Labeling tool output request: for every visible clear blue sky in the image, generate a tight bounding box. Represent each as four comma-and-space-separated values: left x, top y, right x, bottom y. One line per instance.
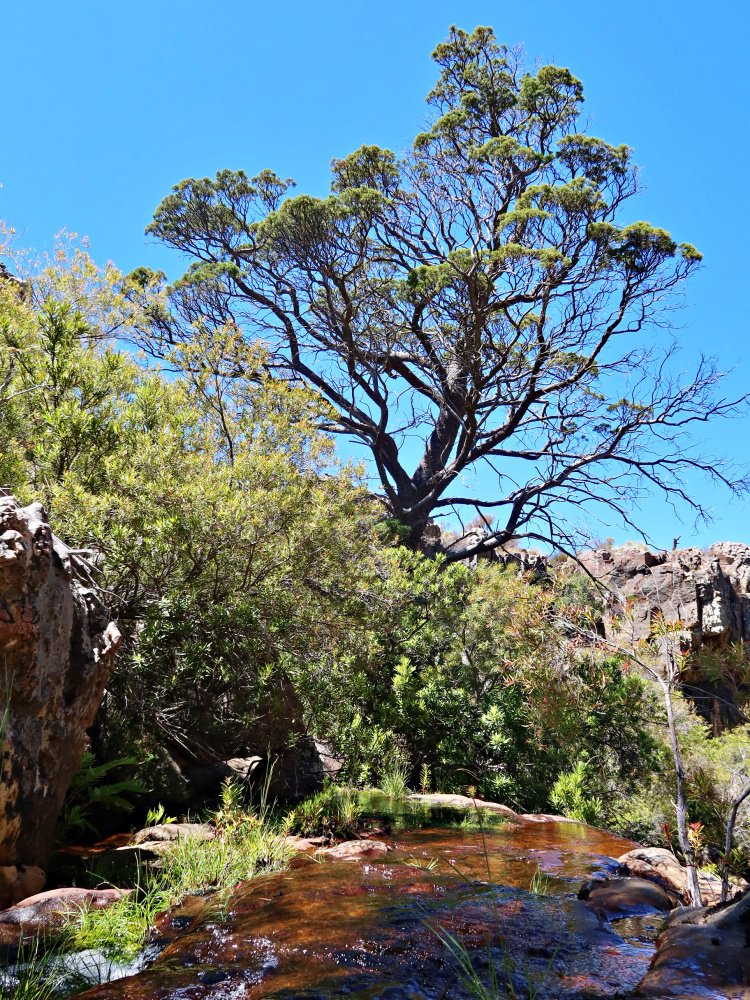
2, 0, 748, 549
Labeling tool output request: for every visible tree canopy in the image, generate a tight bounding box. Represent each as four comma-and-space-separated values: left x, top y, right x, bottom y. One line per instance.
144, 27, 746, 556
143, 27, 748, 557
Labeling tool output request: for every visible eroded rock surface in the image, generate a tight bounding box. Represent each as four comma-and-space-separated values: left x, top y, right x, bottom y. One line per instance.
582, 542, 750, 727
581, 543, 750, 648
0, 496, 120, 904
640, 890, 750, 997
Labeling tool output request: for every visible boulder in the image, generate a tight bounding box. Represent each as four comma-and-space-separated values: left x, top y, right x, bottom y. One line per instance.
0, 496, 120, 905
0, 886, 128, 956
405, 793, 520, 821
315, 839, 390, 861
578, 876, 678, 920
617, 846, 745, 906
130, 823, 214, 845
639, 890, 750, 997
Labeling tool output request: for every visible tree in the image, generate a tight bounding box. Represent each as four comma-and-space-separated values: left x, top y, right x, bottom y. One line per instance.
143, 26, 746, 557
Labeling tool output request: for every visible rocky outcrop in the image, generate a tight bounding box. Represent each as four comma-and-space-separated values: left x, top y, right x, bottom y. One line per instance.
581, 542, 750, 726
639, 890, 750, 997
581, 543, 750, 647
617, 846, 747, 906
0, 495, 120, 904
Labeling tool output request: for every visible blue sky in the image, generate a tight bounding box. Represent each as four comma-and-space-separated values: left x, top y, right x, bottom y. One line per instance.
1, 1, 748, 549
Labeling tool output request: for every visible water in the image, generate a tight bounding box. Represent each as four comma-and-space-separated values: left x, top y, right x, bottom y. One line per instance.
76, 803, 664, 999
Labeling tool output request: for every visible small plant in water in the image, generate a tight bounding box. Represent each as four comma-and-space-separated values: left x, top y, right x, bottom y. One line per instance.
286, 784, 361, 840
420, 762, 431, 795
380, 762, 410, 799
529, 863, 551, 896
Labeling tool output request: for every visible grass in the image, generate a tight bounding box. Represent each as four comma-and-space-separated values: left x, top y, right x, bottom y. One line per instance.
285, 783, 361, 839
529, 864, 552, 896
380, 762, 410, 799
0, 936, 104, 999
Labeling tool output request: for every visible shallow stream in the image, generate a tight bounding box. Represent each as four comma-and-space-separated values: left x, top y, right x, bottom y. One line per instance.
75, 797, 678, 999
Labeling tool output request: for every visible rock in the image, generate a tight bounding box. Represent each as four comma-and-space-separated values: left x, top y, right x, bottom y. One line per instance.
285, 835, 327, 853
520, 813, 580, 823
130, 823, 214, 845
0, 886, 128, 924
578, 876, 678, 920
639, 890, 750, 996
315, 839, 390, 860
0, 496, 120, 906
0, 886, 129, 956
581, 542, 750, 727
617, 846, 745, 906
405, 793, 520, 821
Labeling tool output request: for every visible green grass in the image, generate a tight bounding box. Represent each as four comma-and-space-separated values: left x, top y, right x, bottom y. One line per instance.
285, 784, 361, 839
380, 763, 410, 799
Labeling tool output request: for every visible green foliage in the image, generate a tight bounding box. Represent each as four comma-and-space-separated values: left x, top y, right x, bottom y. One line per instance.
144, 804, 177, 827
286, 785, 361, 840
67, 879, 172, 961
550, 758, 604, 826
158, 822, 293, 898
298, 550, 660, 816
57, 752, 145, 842
380, 762, 411, 800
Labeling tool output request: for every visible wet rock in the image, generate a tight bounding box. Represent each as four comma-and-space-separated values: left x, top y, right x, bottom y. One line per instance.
285, 835, 328, 853
0, 886, 129, 956
639, 890, 750, 997
406, 793, 520, 821
578, 877, 678, 920
315, 839, 390, 860
617, 847, 744, 905
130, 823, 214, 845
0, 496, 120, 905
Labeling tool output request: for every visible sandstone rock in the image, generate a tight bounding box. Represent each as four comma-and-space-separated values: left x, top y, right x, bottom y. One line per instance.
639, 890, 750, 997
315, 839, 390, 860
0, 866, 45, 910
580, 543, 750, 649
130, 822, 214, 845
617, 846, 745, 906
520, 813, 580, 823
0, 885, 128, 956
578, 876, 678, 920
581, 542, 750, 727
0, 886, 128, 924
405, 793, 520, 821
0, 496, 120, 906
285, 835, 327, 853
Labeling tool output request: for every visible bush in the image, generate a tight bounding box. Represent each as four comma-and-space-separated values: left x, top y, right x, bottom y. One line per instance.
286, 785, 361, 840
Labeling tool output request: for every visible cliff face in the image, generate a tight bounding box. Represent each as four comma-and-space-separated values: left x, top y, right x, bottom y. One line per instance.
0, 496, 120, 904
580, 542, 750, 728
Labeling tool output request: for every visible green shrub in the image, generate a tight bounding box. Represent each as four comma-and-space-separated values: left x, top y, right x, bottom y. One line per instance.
286, 785, 361, 840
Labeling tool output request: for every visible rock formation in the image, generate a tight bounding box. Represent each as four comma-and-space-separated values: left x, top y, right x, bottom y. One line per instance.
580, 542, 750, 727
0, 495, 120, 905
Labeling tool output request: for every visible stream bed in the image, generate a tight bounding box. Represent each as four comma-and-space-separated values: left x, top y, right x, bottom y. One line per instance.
74, 799, 695, 999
